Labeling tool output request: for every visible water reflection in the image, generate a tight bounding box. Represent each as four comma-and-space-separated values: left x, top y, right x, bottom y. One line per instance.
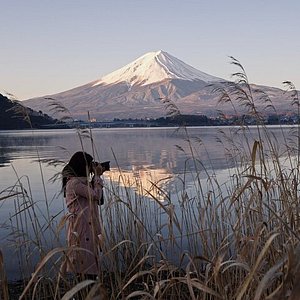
0, 127, 251, 170
0, 130, 67, 167
108, 165, 174, 201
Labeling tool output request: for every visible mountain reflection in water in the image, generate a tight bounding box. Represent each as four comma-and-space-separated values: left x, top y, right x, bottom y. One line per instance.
108, 166, 174, 202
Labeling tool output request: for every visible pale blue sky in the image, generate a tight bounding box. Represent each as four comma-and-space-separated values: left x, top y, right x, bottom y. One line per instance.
1, 0, 299, 100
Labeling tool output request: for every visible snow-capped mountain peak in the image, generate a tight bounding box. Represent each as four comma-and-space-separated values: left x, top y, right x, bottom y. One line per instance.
24, 50, 288, 122
93, 50, 222, 87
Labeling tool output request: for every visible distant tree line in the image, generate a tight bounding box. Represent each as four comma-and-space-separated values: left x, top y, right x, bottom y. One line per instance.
112, 113, 300, 127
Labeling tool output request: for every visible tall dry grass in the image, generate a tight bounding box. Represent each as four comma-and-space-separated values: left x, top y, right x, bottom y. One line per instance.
1, 58, 300, 299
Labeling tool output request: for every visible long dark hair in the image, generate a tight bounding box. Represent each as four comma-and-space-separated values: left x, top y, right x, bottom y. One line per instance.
62, 151, 94, 196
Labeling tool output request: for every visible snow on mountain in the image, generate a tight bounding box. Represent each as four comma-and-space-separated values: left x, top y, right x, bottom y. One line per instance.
93, 50, 223, 87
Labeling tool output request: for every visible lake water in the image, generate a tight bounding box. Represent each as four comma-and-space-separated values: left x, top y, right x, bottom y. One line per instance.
0, 126, 297, 280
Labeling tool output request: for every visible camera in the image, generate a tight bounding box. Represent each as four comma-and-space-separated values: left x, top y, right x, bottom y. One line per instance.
100, 161, 110, 172
93, 161, 110, 172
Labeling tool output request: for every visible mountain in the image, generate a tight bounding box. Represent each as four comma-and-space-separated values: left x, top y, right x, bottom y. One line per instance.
23, 51, 289, 121
0, 93, 58, 129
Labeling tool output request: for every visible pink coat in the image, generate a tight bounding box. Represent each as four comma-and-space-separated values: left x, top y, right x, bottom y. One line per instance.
65, 176, 103, 275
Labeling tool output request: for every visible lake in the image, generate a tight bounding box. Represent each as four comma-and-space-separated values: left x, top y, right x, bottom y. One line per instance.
0, 125, 297, 280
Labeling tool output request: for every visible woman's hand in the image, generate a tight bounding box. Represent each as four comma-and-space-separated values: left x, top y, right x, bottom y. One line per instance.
92, 174, 103, 190
91, 162, 104, 176
94, 164, 104, 176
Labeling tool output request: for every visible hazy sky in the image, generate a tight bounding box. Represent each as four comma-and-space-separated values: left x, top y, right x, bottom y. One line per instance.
1, 0, 299, 100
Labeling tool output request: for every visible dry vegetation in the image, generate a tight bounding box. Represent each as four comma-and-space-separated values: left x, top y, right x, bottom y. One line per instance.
1, 58, 300, 299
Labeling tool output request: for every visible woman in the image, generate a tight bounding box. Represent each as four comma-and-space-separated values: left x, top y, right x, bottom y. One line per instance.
62, 151, 104, 278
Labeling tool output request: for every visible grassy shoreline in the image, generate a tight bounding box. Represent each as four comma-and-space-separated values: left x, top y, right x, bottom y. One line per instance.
2, 123, 300, 299
1, 60, 300, 299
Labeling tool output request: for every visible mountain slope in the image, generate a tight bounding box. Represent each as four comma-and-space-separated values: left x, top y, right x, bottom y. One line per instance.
24, 50, 225, 120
